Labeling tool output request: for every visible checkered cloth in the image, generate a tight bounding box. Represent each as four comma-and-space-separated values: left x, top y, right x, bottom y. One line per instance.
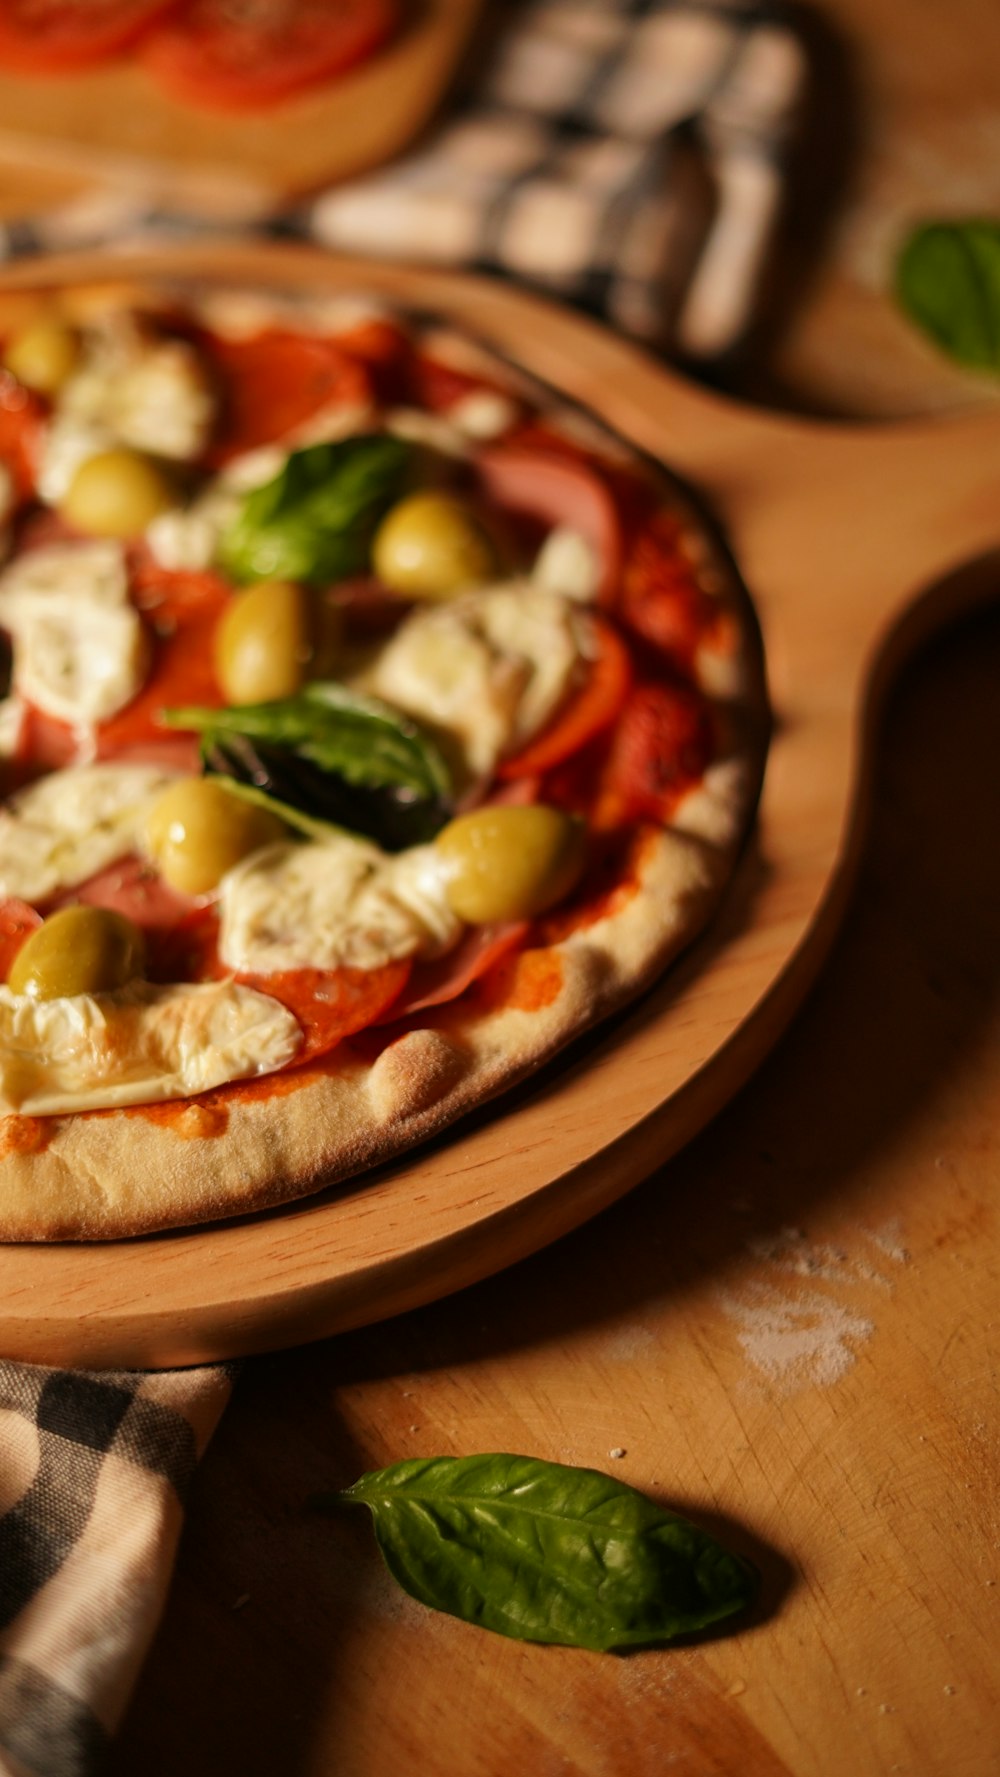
0, 0, 806, 360
0, 1363, 233, 1776
0, 3, 806, 1770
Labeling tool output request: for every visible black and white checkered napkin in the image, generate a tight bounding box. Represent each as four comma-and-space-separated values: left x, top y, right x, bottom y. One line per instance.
0, 3, 805, 1769
0, 1362, 233, 1776
1, 0, 805, 361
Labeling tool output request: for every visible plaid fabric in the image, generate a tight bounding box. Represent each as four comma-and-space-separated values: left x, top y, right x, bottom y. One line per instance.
0, 0, 805, 360
0, 3, 805, 1770
0, 1363, 233, 1777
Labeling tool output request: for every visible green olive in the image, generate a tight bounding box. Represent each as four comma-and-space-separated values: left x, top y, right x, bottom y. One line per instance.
8, 906, 145, 1001
60, 447, 177, 538
215, 580, 341, 704
144, 778, 287, 897
372, 492, 497, 600
3, 314, 80, 395
436, 804, 586, 924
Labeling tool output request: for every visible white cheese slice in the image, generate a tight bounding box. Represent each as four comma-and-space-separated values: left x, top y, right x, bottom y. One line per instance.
0, 539, 150, 726
368, 584, 591, 781
0, 762, 181, 903
0, 979, 301, 1115
219, 835, 462, 976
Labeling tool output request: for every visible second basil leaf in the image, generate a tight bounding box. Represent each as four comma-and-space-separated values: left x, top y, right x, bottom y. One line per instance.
896, 221, 1000, 373
325, 1453, 758, 1651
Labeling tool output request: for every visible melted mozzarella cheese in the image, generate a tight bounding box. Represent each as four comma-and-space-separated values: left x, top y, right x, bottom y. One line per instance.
368, 584, 591, 781
0, 762, 181, 902
0, 980, 301, 1115
0, 540, 150, 725
219, 835, 462, 975
533, 527, 600, 602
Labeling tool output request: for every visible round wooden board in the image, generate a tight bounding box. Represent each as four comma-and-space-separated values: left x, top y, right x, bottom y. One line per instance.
0, 0, 481, 217
0, 242, 998, 1370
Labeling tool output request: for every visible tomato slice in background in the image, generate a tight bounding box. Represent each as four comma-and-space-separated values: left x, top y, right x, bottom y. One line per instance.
497, 617, 632, 781
143, 0, 399, 112
203, 329, 374, 460
0, 899, 42, 982
0, 0, 180, 70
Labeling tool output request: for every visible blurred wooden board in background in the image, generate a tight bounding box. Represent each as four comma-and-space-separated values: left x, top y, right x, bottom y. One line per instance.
0, 0, 481, 219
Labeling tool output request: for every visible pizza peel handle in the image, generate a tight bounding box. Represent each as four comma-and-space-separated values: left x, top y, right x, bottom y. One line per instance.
0, 246, 997, 1367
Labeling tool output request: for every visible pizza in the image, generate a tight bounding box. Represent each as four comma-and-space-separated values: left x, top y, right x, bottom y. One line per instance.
0, 277, 766, 1239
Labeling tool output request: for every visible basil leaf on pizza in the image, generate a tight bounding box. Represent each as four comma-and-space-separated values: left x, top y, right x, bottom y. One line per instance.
323, 1454, 759, 1649
218, 434, 414, 585
0, 283, 766, 1239
167, 681, 453, 848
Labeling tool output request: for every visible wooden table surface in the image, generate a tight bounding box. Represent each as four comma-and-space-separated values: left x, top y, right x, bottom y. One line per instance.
3, 3, 999, 1773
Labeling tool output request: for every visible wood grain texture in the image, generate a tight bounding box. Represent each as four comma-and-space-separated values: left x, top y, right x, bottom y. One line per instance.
103, 599, 1000, 1777
0, 0, 480, 217
0, 243, 997, 1368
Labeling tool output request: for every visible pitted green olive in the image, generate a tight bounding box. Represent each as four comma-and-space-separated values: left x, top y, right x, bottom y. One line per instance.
3, 314, 80, 395
60, 447, 177, 538
144, 778, 287, 897
372, 492, 497, 600
8, 906, 146, 1001
215, 580, 340, 704
436, 804, 586, 924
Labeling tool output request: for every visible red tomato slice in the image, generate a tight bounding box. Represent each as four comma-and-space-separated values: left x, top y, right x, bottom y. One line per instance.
475, 445, 624, 605
203, 329, 374, 460
0, 0, 180, 70
0, 899, 42, 982
596, 680, 715, 827
144, 0, 398, 112
497, 617, 632, 781
622, 509, 722, 672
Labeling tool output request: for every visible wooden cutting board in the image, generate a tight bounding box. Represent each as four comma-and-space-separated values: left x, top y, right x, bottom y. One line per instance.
0, 0, 481, 218
0, 241, 997, 1369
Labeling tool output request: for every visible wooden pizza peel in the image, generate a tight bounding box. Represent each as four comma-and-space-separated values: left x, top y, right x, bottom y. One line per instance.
0, 242, 996, 1369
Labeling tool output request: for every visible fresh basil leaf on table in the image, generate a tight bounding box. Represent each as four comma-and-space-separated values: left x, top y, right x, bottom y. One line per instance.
321, 1454, 758, 1650
896, 221, 1000, 373
164, 682, 453, 851
218, 434, 414, 585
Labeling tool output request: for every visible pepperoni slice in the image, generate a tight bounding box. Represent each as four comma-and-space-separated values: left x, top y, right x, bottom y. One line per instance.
0, 0, 179, 70
150, 905, 411, 1064
144, 0, 398, 113
204, 329, 375, 460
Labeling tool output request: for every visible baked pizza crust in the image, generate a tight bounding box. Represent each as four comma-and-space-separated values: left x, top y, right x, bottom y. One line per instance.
0, 280, 768, 1240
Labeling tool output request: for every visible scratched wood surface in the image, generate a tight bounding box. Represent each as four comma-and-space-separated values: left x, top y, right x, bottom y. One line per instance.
103, 601, 1000, 1777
